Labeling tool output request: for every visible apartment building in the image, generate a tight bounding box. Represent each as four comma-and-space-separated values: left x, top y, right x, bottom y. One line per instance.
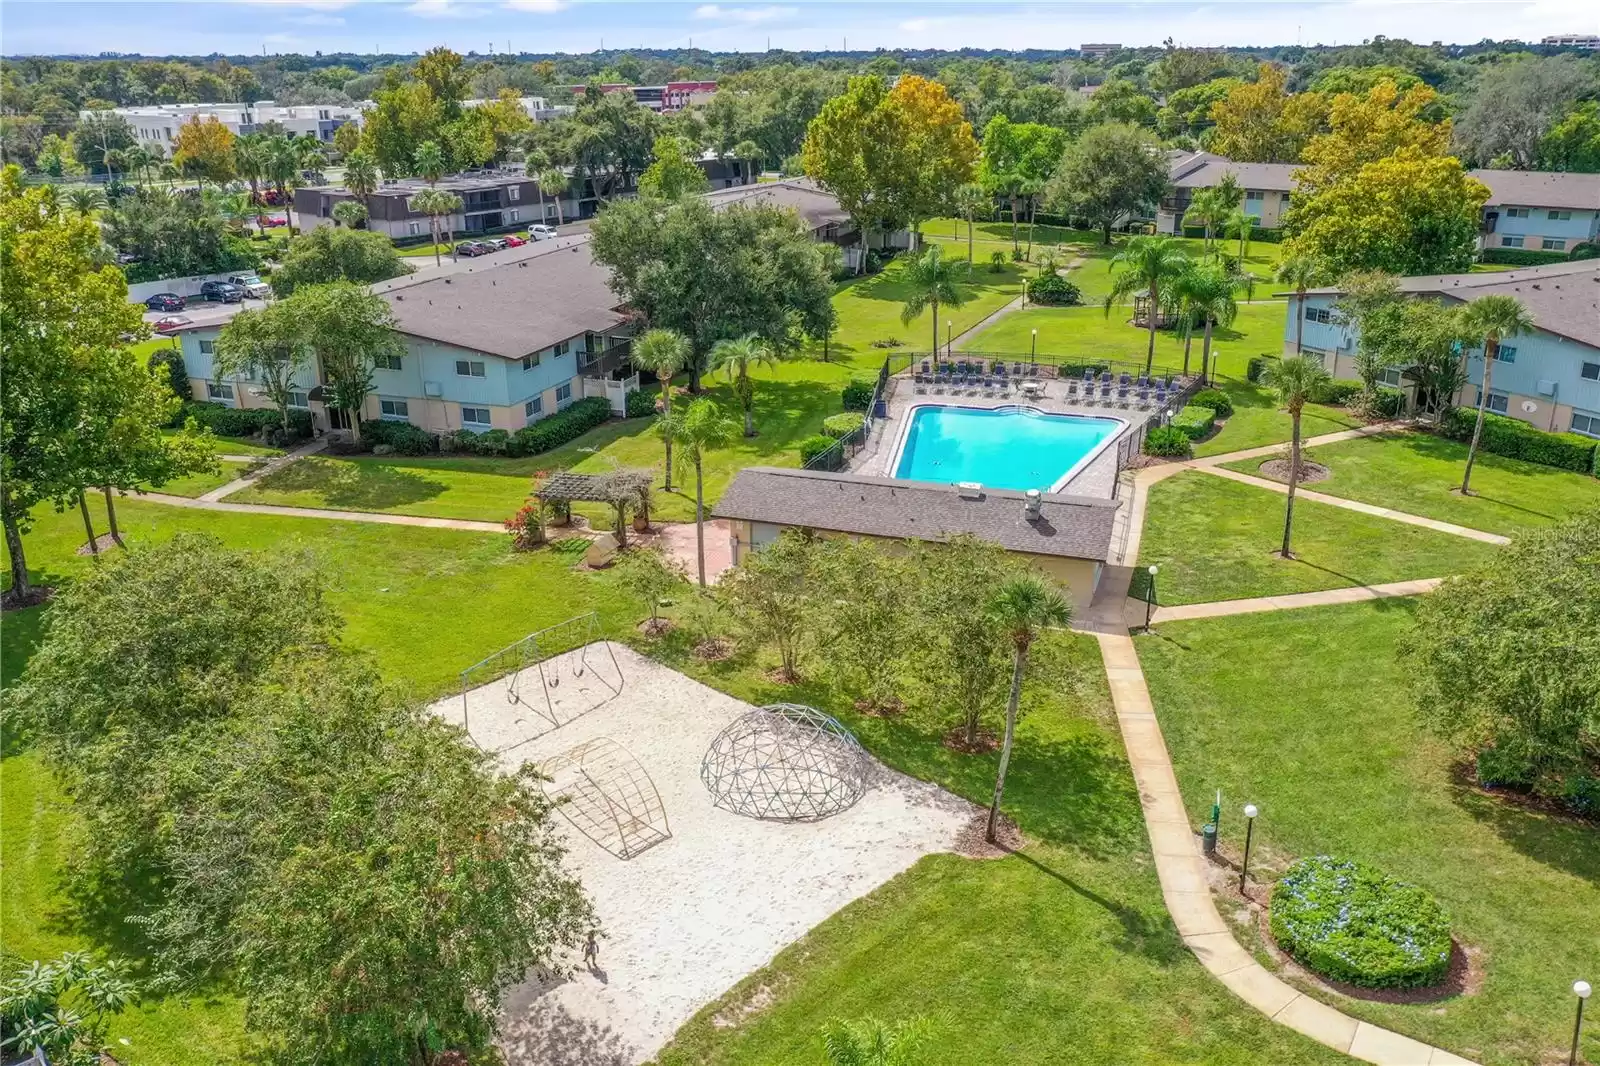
291, 170, 584, 239
1157, 152, 1297, 234
1280, 260, 1600, 438
84, 101, 363, 157
1541, 34, 1600, 49
559, 81, 717, 112
1472, 170, 1600, 255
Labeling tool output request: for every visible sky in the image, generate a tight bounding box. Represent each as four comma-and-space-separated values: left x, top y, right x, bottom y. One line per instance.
0, 0, 1596, 58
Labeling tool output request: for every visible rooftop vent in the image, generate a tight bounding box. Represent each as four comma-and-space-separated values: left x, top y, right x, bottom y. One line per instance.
957, 481, 984, 500
1023, 489, 1043, 521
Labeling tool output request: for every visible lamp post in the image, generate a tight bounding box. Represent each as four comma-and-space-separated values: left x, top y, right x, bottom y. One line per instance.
1239, 803, 1258, 893
1144, 564, 1159, 630
946, 319, 953, 359
1031, 328, 1038, 366
1573, 980, 1592, 1066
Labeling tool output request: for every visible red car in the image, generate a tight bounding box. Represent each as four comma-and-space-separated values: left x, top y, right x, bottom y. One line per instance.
503, 234, 527, 247
153, 315, 192, 334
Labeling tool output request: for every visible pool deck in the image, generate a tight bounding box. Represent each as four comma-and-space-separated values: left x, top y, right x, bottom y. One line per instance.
850, 371, 1145, 500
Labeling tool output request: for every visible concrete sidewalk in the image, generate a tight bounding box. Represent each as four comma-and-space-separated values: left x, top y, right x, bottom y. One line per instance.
1149, 578, 1444, 624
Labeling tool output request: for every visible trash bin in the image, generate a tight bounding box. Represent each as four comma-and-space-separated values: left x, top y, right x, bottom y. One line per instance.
873, 397, 888, 420
1202, 823, 1218, 856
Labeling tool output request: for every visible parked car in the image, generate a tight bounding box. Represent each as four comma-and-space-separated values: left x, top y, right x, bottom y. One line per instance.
227, 273, 272, 299
144, 292, 186, 311
455, 241, 491, 257
485, 237, 509, 251
153, 315, 192, 334
503, 234, 527, 247
529, 224, 557, 241
199, 281, 245, 303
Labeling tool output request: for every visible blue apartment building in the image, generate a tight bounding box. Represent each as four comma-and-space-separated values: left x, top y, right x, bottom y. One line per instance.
1281, 260, 1600, 439
1474, 170, 1600, 255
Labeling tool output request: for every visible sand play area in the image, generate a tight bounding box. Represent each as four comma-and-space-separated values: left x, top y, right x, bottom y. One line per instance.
430, 641, 975, 1065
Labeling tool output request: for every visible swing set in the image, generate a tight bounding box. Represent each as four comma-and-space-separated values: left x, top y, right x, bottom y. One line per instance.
456, 613, 624, 753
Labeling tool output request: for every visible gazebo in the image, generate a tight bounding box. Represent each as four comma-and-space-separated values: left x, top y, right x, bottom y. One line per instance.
533, 469, 653, 544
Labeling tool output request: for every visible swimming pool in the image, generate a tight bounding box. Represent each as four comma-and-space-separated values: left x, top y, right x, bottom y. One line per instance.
891, 404, 1124, 493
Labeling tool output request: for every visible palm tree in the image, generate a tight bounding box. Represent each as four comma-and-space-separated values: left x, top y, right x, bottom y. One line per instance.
293, 134, 325, 174
1184, 187, 1224, 254
234, 133, 267, 207
656, 398, 739, 586
730, 138, 763, 183
900, 245, 969, 358
1261, 355, 1332, 558
985, 573, 1072, 844
65, 185, 105, 216
414, 140, 446, 186
408, 187, 463, 266
822, 1015, 940, 1066
1457, 294, 1535, 495
1225, 206, 1254, 262
263, 135, 299, 207
1104, 235, 1190, 376
207, 188, 253, 234
536, 167, 569, 225
953, 183, 989, 265
1181, 264, 1240, 384
343, 148, 379, 202
1275, 254, 1326, 357
631, 328, 691, 490
711, 334, 777, 437
332, 200, 368, 228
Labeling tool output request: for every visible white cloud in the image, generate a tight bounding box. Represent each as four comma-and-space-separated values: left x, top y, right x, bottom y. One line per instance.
503, 0, 569, 10
694, 4, 798, 24
406, 0, 486, 17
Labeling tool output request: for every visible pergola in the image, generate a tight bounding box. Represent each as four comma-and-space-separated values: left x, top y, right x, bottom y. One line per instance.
533, 469, 653, 539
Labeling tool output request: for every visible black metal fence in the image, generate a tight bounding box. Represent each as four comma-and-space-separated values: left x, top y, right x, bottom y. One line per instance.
802, 352, 915, 472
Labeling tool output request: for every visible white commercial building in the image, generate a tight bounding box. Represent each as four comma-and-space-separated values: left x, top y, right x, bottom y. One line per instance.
83, 100, 363, 157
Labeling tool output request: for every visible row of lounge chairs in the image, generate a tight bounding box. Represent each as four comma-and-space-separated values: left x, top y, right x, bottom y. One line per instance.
1065, 378, 1171, 410
911, 359, 1041, 395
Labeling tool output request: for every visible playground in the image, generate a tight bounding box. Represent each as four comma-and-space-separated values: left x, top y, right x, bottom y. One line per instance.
429, 635, 976, 1066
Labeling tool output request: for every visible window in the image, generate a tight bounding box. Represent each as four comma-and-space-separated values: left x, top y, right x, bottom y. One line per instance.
1302, 348, 1327, 368
408, 221, 422, 236
1245, 189, 1263, 201
206, 381, 234, 401
553, 339, 571, 356
1582, 362, 1600, 381
287, 390, 310, 408
520, 353, 540, 371
376, 353, 403, 371
1474, 389, 1509, 414
455, 360, 486, 378
555, 383, 572, 407
1542, 238, 1564, 251
379, 398, 409, 419
1494, 346, 1517, 363
1502, 235, 1524, 248
198, 339, 215, 354
1572, 410, 1600, 438
461, 406, 492, 427
508, 186, 520, 201
1505, 207, 1530, 219
524, 396, 543, 421
508, 208, 519, 223
1304, 306, 1332, 324
1548, 209, 1572, 221
1379, 367, 1405, 387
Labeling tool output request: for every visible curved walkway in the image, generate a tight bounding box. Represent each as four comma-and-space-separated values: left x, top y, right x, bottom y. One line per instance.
1148, 578, 1444, 625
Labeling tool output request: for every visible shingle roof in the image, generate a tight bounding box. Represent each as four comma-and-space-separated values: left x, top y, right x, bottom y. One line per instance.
1469, 169, 1600, 211
373, 236, 627, 359
1170, 159, 1300, 192
711, 467, 1118, 562
701, 178, 853, 232
1285, 259, 1600, 350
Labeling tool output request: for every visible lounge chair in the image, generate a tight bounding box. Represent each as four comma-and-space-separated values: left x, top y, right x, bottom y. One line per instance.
1137, 387, 1151, 408
1116, 384, 1129, 407
1065, 379, 1079, 400
1099, 383, 1113, 403
1153, 386, 1167, 408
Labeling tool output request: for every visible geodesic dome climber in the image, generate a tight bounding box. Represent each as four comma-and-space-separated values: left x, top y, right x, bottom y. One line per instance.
699, 704, 871, 821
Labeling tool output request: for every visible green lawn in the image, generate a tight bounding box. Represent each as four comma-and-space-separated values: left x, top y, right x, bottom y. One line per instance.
963, 301, 1286, 381
1223, 431, 1600, 536
1194, 380, 1364, 458
148, 460, 250, 498
646, 627, 1347, 1066
1138, 471, 1502, 605
1139, 602, 1600, 1066
160, 427, 285, 459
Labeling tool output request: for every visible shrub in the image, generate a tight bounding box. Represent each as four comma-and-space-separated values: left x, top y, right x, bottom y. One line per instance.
625, 388, 657, 419
512, 395, 611, 457
1187, 387, 1234, 418
1247, 355, 1278, 383
1270, 855, 1452, 988
822, 412, 866, 441
799, 434, 842, 469
1570, 241, 1598, 262
1563, 775, 1600, 819
1025, 273, 1082, 306
841, 379, 875, 411
1480, 247, 1569, 267
1143, 425, 1192, 457
475, 428, 512, 456
504, 502, 547, 550
1308, 379, 1364, 406
1439, 407, 1598, 473
1171, 404, 1216, 440
988, 250, 1006, 273
182, 402, 311, 442
148, 346, 189, 409
359, 418, 438, 455
1360, 386, 1407, 420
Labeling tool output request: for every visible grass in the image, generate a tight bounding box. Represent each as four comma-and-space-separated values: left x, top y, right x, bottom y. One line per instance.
1223, 431, 1600, 537
643, 626, 1347, 1066
1137, 471, 1502, 605
1193, 381, 1363, 458
1138, 602, 1600, 1066
147, 460, 250, 498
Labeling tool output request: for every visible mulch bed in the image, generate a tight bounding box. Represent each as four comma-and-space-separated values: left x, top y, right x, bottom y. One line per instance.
1448, 761, 1598, 825
1254, 459, 1331, 485
1124, 453, 1177, 470
636, 618, 675, 638
952, 809, 1025, 859
1, 585, 54, 611
691, 637, 734, 662
74, 533, 122, 556
853, 697, 905, 718
762, 666, 801, 685
942, 726, 1000, 754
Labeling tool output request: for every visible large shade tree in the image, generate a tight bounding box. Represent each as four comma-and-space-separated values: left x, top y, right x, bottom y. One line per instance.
1045, 122, 1170, 246
214, 301, 314, 431
287, 282, 405, 443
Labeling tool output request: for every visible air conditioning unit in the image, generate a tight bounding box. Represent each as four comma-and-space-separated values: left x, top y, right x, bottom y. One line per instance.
1536, 379, 1558, 397
423, 381, 442, 397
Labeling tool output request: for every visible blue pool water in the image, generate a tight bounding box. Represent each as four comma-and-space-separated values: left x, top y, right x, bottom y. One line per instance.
893, 405, 1121, 492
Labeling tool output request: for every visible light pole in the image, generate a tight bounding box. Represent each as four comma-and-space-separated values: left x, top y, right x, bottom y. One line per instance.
1239, 804, 1258, 893
1031, 328, 1038, 366
946, 319, 953, 359
1573, 980, 1592, 1066
1144, 564, 1159, 630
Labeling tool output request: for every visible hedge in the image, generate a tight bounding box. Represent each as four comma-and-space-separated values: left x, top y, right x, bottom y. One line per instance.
512, 396, 612, 456
1144, 425, 1192, 458
1187, 387, 1233, 418
1439, 407, 1598, 474
822, 412, 866, 440
182, 401, 311, 442
1180, 225, 1283, 244
1025, 273, 1083, 306
1171, 404, 1216, 440
799, 434, 842, 470
1247, 355, 1278, 383
1270, 855, 1452, 989
1309, 379, 1363, 406
1480, 247, 1568, 267
359, 419, 437, 455
625, 388, 658, 419
841, 379, 875, 411
1368, 386, 1407, 420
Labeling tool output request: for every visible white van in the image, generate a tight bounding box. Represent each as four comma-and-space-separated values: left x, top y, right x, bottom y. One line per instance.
227, 273, 272, 299
529, 224, 558, 241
